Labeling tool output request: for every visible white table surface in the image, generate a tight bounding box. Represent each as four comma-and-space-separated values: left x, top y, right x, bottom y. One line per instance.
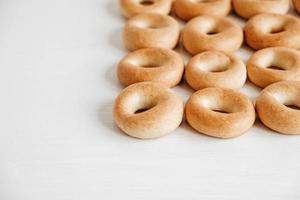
1, 0, 300, 199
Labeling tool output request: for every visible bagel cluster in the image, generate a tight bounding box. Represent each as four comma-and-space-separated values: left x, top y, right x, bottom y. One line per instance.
113, 0, 300, 139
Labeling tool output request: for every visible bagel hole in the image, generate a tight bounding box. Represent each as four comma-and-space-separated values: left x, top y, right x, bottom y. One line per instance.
197, 51, 231, 73
141, 64, 158, 68
140, 0, 154, 6
134, 102, 157, 114
273, 93, 300, 111
284, 104, 300, 110
211, 109, 231, 114
260, 53, 293, 71
135, 108, 151, 114
267, 65, 286, 71
201, 97, 237, 114
202, 62, 229, 73
270, 26, 285, 34
206, 29, 219, 35
209, 67, 228, 72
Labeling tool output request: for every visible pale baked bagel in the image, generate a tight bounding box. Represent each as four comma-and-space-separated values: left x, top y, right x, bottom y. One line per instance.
293, 0, 300, 13
185, 51, 247, 90
256, 81, 300, 135
247, 47, 300, 88
114, 82, 184, 139
185, 88, 255, 138
245, 13, 300, 50
182, 15, 243, 55
232, 0, 289, 19
119, 0, 172, 18
173, 0, 231, 21
117, 48, 184, 87
123, 13, 180, 51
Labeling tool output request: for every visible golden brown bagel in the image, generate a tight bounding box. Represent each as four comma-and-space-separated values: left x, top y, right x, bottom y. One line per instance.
173, 0, 231, 21
185, 87, 255, 138
113, 82, 184, 139
256, 81, 300, 135
247, 47, 300, 88
245, 13, 300, 50
119, 0, 172, 18
232, 0, 289, 19
185, 51, 247, 90
293, 0, 300, 13
123, 13, 180, 51
182, 15, 243, 55
117, 48, 184, 87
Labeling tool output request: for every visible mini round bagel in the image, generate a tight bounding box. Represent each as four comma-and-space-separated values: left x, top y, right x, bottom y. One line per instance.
185, 87, 255, 138
182, 15, 243, 55
245, 13, 300, 50
256, 81, 300, 135
247, 47, 300, 88
185, 51, 247, 90
123, 13, 180, 51
117, 48, 184, 87
293, 0, 300, 13
232, 0, 289, 19
119, 0, 172, 18
113, 82, 184, 139
173, 0, 231, 21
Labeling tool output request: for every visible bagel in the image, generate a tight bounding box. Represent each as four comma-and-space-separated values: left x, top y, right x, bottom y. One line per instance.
173, 0, 231, 21
185, 51, 247, 90
247, 47, 300, 88
232, 0, 289, 19
185, 87, 255, 138
113, 82, 184, 139
117, 48, 184, 87
256, 81, 300, 135
293, 0, 300, 13
119, 0, 172, 18
245, 13, 300, 50
182, 15, 243, 55
123, 13, 180, 51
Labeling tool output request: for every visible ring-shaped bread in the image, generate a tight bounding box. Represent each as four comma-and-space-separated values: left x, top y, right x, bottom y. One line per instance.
119, 0, 172, 18
117, 48, 184, 87
185, 87, 256, 138
232, 0, 289, 19
185, 50, 247, 90
123, 13, 180, 51
245, 13, 300, 50
182, 15, 243, 55
256, 81, 300, 135
173, 0, 231, 21
247, 47, 300, 88
114, 82, 184, 139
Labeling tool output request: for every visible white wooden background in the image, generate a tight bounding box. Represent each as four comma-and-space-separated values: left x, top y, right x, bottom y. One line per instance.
0, 0, 300, 199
